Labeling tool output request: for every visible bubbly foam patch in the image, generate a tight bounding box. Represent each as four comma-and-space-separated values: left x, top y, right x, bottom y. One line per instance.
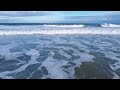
43, 24, 85, 27
112, 72, 120, 79
0, 33, 120, 79
0, 28, 120, 35
101, 23, 120, 27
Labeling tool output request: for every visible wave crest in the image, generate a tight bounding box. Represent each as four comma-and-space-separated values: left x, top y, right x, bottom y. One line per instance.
101, 23, 120, 27
43, 24, 85, 27
0, 28, 120, 35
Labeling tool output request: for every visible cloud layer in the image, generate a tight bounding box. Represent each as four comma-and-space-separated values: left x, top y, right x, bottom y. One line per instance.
0, 11, 120, 23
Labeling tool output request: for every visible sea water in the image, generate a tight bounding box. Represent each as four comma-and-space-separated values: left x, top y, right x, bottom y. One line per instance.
0, 23, 120, 79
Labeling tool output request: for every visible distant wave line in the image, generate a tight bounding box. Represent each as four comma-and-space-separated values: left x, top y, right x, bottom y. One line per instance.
0, 29, 120, 35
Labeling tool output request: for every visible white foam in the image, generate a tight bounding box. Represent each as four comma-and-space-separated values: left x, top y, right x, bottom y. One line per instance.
101, 23, 120, 27
0, 47, 40, 78
112, 72, 120, 79
41, 51, 69, 79
0, 27, 120, 35
111, 62, 120, 70
74, 53, 95, 67
0, 55, 40, 79
26, 49, 40, 61
0, 31, 120, 79
59, 49, 71, 59
0, 71, 14, 79
43, 24, 85, 27
0, 43, 22, 60
40, 46, 95, 79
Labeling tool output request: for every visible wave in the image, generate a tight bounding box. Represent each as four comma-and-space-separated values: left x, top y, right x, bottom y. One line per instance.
0, 25, 85, 30
101, 23, 120, 27
43, 24, 85, 27
0, 28, 120, 35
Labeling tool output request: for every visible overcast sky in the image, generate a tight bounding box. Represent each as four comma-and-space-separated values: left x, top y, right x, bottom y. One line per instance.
0, 11, 120, 23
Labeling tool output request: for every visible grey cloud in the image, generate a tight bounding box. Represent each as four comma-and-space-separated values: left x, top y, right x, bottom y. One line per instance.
64, 15, 120, 23
0, 11, 55, 17
0, 18, 26, 23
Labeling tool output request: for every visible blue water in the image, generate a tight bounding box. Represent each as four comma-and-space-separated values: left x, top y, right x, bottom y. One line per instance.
0, 23, 120, 79
0, 23, 103, 27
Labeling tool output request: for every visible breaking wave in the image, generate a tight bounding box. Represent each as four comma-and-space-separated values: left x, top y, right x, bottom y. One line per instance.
0, 24, 120, 79
0, 27, 120, 35
43, 24, 85, 27
101, 23, 120, 27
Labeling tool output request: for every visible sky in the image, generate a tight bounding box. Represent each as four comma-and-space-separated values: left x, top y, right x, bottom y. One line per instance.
0, 11, 120, 23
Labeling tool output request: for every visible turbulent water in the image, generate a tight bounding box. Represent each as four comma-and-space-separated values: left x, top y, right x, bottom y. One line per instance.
0, 24, 120, 79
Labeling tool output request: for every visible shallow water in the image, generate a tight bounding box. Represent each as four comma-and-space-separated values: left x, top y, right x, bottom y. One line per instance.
0, 34, 120, 79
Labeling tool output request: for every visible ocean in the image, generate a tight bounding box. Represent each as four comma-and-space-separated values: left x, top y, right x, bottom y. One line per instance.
0, 23, 120, 79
